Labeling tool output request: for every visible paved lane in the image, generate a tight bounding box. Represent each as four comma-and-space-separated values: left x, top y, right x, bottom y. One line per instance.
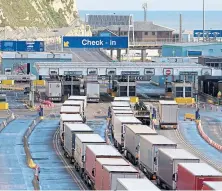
87, 120, 107, 140
0, 119, 34, 190
179, 107, 222, 148
178, 109, 222, 169
29, 119, 81, 190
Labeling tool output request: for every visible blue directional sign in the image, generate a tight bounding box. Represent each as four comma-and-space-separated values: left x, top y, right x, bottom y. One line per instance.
187, 51, 202, 56
0, 41, 17, 51
17, 41, 44, 52
0, 40, 44, 52
63, 36, 128, 49
193, 30, 222, 37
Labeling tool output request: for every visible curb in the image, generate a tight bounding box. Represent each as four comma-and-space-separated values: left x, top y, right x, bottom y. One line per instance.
196, 121, 222, 151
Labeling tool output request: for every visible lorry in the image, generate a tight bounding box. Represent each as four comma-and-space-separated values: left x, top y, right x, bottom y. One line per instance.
177, 163, 222, 190
68, 96, 87, 110
113, 116, 142, 153
95, 158, 130, 190
139, 135, 177, 180
45, 80, 62, 102
74, 134, 106, 174
60, 114, 83, 147
111, 110, 134, 126
115, 178, 161, 191
84, 144, 122, 188
114, 97, 130, 103
63, 100, 84, 115
64, 124, 94, 163
99, 165, 139, 191
60, 106, 81, 115
124, 125, 157, 165
202, 181, 222, 190
111, 102, 130, 108
156, 148, 200, 190
85, 81, 100, 103
112, 107, 132, 111
159, 100, 178, 129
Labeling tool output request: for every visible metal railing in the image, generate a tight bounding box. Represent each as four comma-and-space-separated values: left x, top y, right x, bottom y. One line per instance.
129, 38, 222, 46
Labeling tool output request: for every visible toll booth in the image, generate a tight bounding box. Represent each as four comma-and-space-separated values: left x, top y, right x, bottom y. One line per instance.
62, 76, 82, 97
172, 81, 193, 98
112, 78, 136, 97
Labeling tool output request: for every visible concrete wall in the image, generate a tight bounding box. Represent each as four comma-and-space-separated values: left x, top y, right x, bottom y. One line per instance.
2, 58, 72, 76
162, 44, 222, 57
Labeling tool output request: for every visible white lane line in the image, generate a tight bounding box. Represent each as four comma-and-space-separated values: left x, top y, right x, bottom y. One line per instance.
70, 49, 85, 62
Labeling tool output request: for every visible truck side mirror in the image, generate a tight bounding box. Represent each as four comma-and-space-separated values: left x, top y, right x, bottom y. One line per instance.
92, 168, 96, 177
172, 173, 178, 182
82, 155, 85, 162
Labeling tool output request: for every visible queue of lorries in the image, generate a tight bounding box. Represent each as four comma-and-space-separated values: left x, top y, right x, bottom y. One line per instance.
59, 95, 222, 191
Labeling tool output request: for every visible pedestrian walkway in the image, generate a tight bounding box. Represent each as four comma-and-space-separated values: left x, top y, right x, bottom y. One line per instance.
0, 119, 34, 190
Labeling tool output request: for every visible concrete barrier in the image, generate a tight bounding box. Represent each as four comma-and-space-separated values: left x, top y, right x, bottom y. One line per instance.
33, 80, 45, 86
174, 97, 195, 105
130, 97, 139, 104
23, 117, 42, 190
0, 85, 24, 91
196, 121, 222, 152
2, 80, 15, 85
0, 102, 9, 110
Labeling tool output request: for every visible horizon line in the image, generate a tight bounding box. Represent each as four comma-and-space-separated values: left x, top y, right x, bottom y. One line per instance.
79, 9, 221, 11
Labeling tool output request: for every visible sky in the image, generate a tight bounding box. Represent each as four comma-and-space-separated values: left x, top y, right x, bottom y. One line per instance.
77, 0, 222, 11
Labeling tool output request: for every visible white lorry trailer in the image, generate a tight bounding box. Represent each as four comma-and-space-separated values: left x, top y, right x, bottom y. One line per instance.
114, 97, 130, 103
111, 102, 130, 108
139, 135, 177, 180
157, 148, 200, 190
159, 100, 178, 129
64, 124, 93, 163
63, 100, 84, 116
74, 134, 106, 174
60, 106, 81, 115
60, 114, 83, 147
113, 116, 142, 153
124, 125, 157, 165
115, 178, 161, 191
85, 81, 100, 103
68, 96, 87, 110
45, 80, 62, 102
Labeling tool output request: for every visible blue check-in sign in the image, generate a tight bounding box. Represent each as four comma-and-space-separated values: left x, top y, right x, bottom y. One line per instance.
63, 36, 128, 49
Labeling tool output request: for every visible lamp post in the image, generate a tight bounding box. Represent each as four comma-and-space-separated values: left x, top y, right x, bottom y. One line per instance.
203, 0, 205, 42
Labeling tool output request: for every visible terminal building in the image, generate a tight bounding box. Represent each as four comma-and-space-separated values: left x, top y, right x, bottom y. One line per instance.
162, 43, 222, 57
1, 52, 72, 76
95, 21, 174, 42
